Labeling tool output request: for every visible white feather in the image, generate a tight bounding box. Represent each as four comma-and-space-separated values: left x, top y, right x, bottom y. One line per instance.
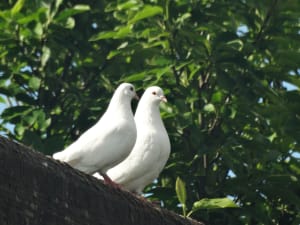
104, 86, 171, 194
53, 83, 137, 175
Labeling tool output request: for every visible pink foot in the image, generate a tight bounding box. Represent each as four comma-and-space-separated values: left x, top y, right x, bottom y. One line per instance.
100, 173, 121, 189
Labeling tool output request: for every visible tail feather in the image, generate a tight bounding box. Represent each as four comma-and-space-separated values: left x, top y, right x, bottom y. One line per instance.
53, 150, 81, 168
53, 151, 65, 161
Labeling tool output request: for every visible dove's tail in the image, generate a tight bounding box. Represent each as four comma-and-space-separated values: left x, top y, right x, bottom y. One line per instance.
52, 149, 81, 168
52, 151, 65, 161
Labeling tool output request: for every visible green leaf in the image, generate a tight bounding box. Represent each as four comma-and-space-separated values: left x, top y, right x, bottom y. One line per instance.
55, 4, 90, 21
63, 17, 75, 29
129, 5, 163, 23
73, 4, 90, 11
0, 95, 6, 103
192, 197, 238, 211
23, 113, 37, 126
15, 123, 25, 136
89, 25, 132, 41
29, 77, 41, 90
117, 0, 139, 11
41, 46, 51, 68
211, 91, 223, 103
33, 22, 43, 38
107, 49, 122, 59
11, 0, 25, 16
54, 0, 63, 10
1, 106, 32, 122
203, 103, 216, 113
123, 71, 146, 82
175, 177, 188, 217
17, 8, 48, 24
175, 177, 187, 205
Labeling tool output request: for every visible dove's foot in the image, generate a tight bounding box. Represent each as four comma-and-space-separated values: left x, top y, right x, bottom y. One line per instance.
100, 172, 122, 189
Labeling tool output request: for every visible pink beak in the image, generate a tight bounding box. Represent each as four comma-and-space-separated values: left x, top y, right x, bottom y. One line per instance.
160, 96, 167, 103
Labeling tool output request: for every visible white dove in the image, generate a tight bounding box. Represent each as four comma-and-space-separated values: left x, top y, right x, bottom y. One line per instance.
53, 83, 138, 185
103, 86, 171, 194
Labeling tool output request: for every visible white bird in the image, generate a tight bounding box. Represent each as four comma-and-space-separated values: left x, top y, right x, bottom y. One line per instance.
53, 83, 138, 185
102, 86, 171, 194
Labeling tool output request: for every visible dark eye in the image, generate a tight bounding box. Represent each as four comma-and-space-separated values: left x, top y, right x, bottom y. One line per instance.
152, 91, 157, 95
130, 87, 134, 91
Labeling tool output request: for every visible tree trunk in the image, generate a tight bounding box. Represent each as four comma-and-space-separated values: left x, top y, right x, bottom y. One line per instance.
0, 136, 204, 225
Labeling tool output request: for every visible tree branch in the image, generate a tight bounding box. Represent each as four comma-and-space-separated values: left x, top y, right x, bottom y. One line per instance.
254, 0, 279, 44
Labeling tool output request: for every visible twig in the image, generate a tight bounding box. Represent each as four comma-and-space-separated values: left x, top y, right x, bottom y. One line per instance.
254, 0, 279, 44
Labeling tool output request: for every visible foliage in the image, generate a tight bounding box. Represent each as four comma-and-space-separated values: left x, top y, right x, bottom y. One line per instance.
0, 0, 300, 224
175, 176, 238, 217
176, 176, 188, 216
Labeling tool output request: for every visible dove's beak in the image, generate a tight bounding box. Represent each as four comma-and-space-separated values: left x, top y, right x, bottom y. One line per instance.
160, 95, 167, 103
134, 94, 139, 100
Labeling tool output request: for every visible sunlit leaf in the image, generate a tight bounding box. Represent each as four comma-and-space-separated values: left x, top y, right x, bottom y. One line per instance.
41, 46, 51, 68
123, 72, 146, 82
11, 0, 25, 16
29, 77, 41, 91
2, 106, 32, 122
15, 123, 25, 136
89, 25, 132, 41
175, 177, 187, 205
33, 22, 43, 38
55, 4, 90, 21
129, 5, 163, 23
0, 95, 6, 103
17, 8, 48, 24
191, 197, 238, 212
117, 0, 139, 11
203, 103, 216, 113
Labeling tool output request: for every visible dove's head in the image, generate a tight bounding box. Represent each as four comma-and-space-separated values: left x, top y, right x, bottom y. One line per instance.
116, 83, 139, 100
144, 86, 167, 104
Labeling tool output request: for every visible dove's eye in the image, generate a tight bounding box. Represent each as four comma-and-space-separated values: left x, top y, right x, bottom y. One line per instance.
152, 91, 157, 95
130, 87, 134, 91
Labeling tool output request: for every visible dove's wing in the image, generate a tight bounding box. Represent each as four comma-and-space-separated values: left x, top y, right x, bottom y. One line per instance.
107, 128, 170, 193
53, 83, 137, 176
105, 86, 170, 193
54, 113, 136, 174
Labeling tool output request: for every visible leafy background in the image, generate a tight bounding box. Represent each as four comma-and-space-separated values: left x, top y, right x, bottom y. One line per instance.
0, 0, 300, 224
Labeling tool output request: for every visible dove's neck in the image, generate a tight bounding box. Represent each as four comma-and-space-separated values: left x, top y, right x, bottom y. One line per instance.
135, 102, 163, 128
106, 94, 133, 118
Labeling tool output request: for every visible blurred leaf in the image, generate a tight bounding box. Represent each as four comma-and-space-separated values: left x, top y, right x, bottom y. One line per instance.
175, 177, 187, 205
17, 8, 48, 24
189, 197, 238, 215
41, 46, 51, 68
33, 22, 43, 38
0, 95, 6, 103
89, 25, 132, 41
64, 17, 75, 29
2, 106, 32, 122
123, 71, 146, 82
176, 177, 187, 217
28, 77, 41, 90
14, 123, 24, 135
203, 103, 216, 113
11, 0, 25, 16
117, 1, 139, 11
211, 91, 223, 103
129, 5, 163, 23
55, 4, 90, 21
